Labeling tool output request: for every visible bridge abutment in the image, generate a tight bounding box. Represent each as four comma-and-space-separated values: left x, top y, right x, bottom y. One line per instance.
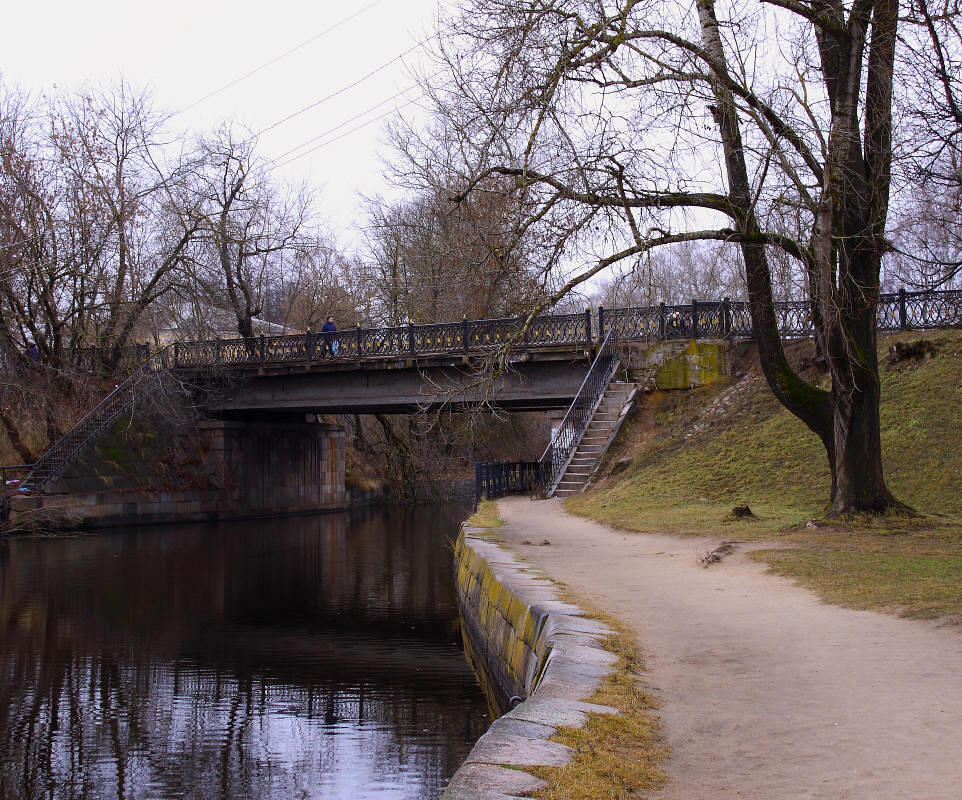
12, 419, 347, 528
200, 419, 346, 513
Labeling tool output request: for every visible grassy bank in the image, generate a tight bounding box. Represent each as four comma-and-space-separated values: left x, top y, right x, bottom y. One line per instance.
465, 500, 504, 530
567, 330, 962, 619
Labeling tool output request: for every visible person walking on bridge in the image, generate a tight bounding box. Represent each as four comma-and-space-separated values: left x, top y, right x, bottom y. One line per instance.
321, 315, 338, 356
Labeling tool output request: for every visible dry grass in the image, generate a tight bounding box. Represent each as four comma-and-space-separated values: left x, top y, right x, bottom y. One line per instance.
531, 603, 668, 799
568, 330, 962, 618
465, 499, 504, 529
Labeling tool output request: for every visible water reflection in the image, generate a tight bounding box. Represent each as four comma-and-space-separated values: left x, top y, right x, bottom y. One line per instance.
0, 505, 488, 800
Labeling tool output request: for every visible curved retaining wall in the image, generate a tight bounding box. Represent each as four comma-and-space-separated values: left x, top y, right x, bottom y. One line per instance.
444, 526, 619, 799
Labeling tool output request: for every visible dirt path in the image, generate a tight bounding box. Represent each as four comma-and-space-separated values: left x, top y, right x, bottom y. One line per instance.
495, 496, 962, 799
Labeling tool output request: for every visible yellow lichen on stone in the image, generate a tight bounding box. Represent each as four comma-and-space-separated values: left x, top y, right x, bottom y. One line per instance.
651, 341, 726, 389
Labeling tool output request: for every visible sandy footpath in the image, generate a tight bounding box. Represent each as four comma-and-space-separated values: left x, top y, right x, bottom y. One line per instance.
495, 496, 962, 800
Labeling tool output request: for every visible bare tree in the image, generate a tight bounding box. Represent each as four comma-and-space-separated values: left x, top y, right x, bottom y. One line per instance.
0, 81, 201, 459
189, 126, 311, 338
594, 239, 746, 307
263, 233, 369, 331
0, 82, 199, 367
362, 179, 548, 325
391, 0, 941, 514
888, 0, 962, 287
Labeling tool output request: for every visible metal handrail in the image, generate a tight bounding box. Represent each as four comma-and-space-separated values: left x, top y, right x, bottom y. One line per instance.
20, 344, 177, 494
474, 460, 540, 507
537, 330, 620, 498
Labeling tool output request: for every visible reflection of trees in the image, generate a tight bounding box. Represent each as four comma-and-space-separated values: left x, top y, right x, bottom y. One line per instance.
0, 505, 486, 799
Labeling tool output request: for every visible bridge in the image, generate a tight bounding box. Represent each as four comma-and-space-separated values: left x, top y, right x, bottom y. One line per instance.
186, 309, 600, 416
9, 288, 962, 513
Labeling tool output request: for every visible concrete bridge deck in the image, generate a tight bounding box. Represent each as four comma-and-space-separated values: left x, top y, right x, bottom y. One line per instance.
205, 347, 594, 416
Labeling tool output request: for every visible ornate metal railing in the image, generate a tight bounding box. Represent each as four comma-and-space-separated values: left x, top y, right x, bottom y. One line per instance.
170, 309, 594, 368
474, 461, 540, 507
598, 288, 962, 342
536, 329, 620, 498
162, 289, 962, 373
56, 289, 952, 378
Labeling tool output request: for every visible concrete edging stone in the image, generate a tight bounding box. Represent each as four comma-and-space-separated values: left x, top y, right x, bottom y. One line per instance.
443, 527, 619, 799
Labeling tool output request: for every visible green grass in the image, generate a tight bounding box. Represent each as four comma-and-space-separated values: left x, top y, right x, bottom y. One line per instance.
568, 330, 962, 618
465, 499, 504, 529
755, 549, 962, 618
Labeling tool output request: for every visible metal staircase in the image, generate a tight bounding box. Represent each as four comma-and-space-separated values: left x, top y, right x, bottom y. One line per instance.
20, 347, 174, 494
552, 381, 636, 497
537, 331, 636, 498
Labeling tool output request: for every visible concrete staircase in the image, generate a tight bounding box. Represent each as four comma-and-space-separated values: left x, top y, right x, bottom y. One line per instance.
553, 381, 637, 497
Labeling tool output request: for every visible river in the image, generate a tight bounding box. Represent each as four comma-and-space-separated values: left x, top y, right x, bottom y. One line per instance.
0, 504, 489, 800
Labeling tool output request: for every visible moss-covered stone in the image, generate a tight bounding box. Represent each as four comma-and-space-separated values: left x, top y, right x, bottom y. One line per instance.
651, 341, 726, 389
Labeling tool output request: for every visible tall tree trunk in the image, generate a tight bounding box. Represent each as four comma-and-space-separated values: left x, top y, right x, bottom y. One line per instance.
818, 0, 899, 514
822, 252, 896, 513
699, 0, 899, 514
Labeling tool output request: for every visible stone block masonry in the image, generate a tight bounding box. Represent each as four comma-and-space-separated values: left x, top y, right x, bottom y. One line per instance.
445, 528, 619, 799
622, 340, 727, 390
200, 420, 346, 512
13, 420, 347, 528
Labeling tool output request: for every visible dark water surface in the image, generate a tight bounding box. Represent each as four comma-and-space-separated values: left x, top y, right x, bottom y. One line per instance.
0, 505, 489, 800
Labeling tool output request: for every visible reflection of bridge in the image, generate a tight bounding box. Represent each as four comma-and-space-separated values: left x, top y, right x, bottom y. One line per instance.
16, 289, 962, 498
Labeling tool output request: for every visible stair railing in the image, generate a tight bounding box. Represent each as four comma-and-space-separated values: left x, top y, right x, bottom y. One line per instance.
536, 330, 619, 498
20, 345, 177, 493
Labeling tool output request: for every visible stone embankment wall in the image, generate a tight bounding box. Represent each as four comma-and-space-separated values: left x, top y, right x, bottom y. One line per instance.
12, 420, 346, 527
621, 340, 727, 390
445, 527, 619, 799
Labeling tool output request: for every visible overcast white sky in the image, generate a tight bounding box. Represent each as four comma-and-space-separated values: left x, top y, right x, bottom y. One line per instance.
1, 0, 447, 253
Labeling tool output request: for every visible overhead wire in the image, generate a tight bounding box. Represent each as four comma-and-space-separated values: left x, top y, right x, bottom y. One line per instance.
175, 0, 390, 116
253, 35, 433, 140
273, 93, 426, 169
268, 79, 434, 165
1, 5, 445, 272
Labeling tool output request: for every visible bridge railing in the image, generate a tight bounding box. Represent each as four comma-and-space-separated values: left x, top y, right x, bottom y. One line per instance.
157, 288, 962, 371
40, 288, 962, 379
168, 309, 594, 368
599, 289, 962, 342
474, 461, 541, 507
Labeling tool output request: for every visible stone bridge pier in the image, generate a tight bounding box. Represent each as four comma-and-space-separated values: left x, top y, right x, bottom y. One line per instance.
199, 419, 346, 515
15, 418, 347, 528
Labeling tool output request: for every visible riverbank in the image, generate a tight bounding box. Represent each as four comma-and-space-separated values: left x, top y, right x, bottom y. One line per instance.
567, 329, 962, 619
445, 522, 664, 800
485, 495, 962, 799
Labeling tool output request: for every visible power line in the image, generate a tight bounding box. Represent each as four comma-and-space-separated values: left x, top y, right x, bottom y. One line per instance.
274, 94, 425, 169
270, 84, 423, 164
176, 0, 390, 116
0, 233, 44, 254
254, 36, 432, 139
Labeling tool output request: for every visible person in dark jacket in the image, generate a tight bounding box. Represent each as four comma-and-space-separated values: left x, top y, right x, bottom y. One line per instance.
321, 315, 338, 355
